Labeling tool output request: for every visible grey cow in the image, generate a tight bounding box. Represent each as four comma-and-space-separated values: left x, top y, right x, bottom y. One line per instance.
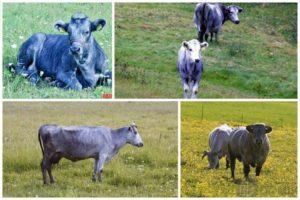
177, 39, 208, 99
202, 124, 232, 169
11, 13, 109, 90
38, 122, 143, 184
194, 3, 243, 42
228, 123, 272, 179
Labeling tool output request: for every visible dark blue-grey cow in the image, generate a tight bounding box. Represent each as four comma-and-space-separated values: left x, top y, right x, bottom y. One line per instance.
177, 39, 208, 99
12, 13, 109, 90
228, 123, 272, 180
38, 122, 143, 184
194, 3, 243, 42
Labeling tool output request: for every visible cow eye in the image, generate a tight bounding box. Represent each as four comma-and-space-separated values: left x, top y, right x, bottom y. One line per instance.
84, 31, 90, 35
189, 48, 192, 51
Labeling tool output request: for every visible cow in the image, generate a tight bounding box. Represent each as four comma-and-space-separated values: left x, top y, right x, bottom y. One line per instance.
228, 123, 272, 180
194, 3, 243, 42
11, 13, 109, 90
38, 122, 143, 184
202, 124, 232, 169
177, 39, 208, 99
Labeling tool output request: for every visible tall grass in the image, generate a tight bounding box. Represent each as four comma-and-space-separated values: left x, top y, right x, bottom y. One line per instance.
181, 102, 297, 197
3, 102, 178, 197
3, 3, 112, 99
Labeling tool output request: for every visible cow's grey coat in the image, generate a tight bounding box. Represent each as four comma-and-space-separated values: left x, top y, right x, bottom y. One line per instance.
177, 39, 208, 99
228, 123, 272, 179
202, 124, 232, 169
38, 122, 143, 184
12, 13, 109, 90
194, 3, 243, 42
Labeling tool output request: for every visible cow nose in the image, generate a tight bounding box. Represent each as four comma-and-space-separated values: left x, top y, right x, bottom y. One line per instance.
235, 20, 240, 24
139, 143, 144, 147
195, 59, 200, 63
70, 45, 81, 54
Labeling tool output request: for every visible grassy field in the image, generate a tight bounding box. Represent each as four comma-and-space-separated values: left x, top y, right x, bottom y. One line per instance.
3, 102, 178, 197
115, 3, 297, 98
181, 102, 297, 197
3, 3, 112, 99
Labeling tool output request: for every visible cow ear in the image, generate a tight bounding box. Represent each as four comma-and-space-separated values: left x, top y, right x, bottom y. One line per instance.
182, 41, 189, 49
54, 20, 69, 32
128, 126, 131, 131
246, 125, 253, 133
265, 126, 272, 134
200, 42, 209, 49
91, 19, 106, 32
236, 6, 243, 13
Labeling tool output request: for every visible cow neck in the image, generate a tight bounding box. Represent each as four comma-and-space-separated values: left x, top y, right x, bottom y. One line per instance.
111, 127, 128, 151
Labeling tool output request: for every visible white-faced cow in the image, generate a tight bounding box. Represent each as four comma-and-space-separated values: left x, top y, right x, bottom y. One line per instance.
177, 39, 208, 99
202, 124, 232, 169
194, 3, 243, 42
11, 13, 109, 90
228, 123, 272, 180
38, 122, 143, 184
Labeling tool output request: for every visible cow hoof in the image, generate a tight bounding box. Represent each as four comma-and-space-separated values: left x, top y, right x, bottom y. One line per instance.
92, 177, 97, 182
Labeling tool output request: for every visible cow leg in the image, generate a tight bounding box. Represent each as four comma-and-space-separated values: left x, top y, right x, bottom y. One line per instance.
230, 156, 236, 179
198, 31, 205, 43
183, 82, 189, 99
92, 158, 99, 182
96, 154, 108, 182
47, 164, 55, 184
210, 33, 213, 42
256, 164, 262, 176
191, 82, 199, 99
215, 32, 219, 42
204, 34, 209, 42
243, 163, 251, 180
41, 158, 50, 184
57, 71, 83, 91
226, 156, 230, 169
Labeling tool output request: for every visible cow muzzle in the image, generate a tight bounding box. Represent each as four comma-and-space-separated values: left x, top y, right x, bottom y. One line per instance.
234, 20, 240, 24
136, 143, 144, 147
70, 42, 83, 55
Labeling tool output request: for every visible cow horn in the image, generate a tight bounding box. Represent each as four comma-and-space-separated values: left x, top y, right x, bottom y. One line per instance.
202, 151, 208, 159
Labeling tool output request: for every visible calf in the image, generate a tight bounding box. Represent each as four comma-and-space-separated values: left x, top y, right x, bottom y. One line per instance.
228, 123, 272, 179
38, 122, 143, 184
12, 13, 109, 90
177, 39, 208, 99
194, 3, 243, 42
202, 124, 232, 169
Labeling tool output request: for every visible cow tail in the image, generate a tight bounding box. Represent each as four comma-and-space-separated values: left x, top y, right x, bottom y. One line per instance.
38, 128, 44, 156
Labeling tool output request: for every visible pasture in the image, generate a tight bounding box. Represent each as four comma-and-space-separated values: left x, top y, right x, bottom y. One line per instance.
115, 3, 297, 98
181, 102, 297, 197
3, 3, 112, 99
3, 102, 178, 197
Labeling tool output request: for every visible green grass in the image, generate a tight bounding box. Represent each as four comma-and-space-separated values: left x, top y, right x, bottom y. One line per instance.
3, 3, 112, 99
181, 102, 297, 197
115, 3, 297, 98
3, 102, 178, 197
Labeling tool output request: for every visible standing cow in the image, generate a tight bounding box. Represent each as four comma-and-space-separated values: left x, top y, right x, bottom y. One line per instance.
228, 123, 272, 179
202, 124, 232, 169
177, 39, 208, 99
194, 3, 243, 42
38, 122, 143, 184
11, 13, 109, 90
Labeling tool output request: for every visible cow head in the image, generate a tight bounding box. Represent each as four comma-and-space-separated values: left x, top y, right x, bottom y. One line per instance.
246, 123, 272, 147
126, 122, 143, 147
224, 5, 243, 24
182, 39, 208, 64
202, 150, 219, 169
54, 13, 106, 65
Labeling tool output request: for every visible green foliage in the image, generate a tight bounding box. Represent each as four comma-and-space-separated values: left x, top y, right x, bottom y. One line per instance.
3, 3, 112, 99
115, 3, 297, 98
3, 102, 178, 197
181, 102, 297, 197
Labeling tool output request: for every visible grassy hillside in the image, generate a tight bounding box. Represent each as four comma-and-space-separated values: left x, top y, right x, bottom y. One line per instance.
3, 3, 112, 99
115, 3, 297, 98
181, 102, 297, 197
3, 102, 178, 197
